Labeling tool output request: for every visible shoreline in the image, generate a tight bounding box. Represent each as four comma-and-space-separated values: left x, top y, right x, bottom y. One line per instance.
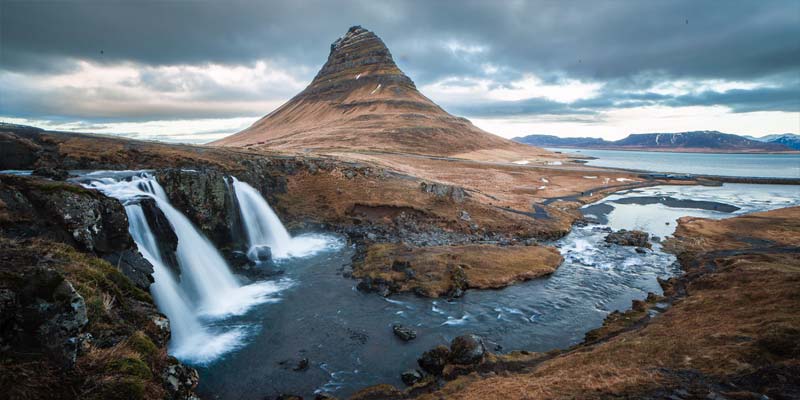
544, 145, 800, 155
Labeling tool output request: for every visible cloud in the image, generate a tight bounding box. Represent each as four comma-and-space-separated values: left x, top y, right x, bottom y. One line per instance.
0, 0, 798, 137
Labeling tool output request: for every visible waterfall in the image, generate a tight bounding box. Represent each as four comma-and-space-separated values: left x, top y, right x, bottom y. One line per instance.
125, 204, 205, 345
231, 177, 332, 259
81, 172, 289, 364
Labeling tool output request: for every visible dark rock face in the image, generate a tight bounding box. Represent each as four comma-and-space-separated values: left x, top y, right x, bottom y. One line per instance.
392, 324, 417, 341
140, 197, 180, 274
156, 168, 235, 248
0, 176, 154, 290
0, 131, 41, 169
162, 360, 200, 399
418, 345, 451, 375
449, 334, 486, 365
605, 229, 651, 248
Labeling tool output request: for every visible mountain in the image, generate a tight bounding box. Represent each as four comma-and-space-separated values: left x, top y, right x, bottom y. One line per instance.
746, 133, 800, 150
767, 134, 800, 150
213, 26, 529, 156
513, 134, 607, 148
514, 131, 794, 153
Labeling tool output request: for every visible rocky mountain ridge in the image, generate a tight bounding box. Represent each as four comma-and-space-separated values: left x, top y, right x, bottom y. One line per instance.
514, 130, 795, 153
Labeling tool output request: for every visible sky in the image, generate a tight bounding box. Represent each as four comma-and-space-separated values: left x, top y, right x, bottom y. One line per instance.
1, 0, 798, 143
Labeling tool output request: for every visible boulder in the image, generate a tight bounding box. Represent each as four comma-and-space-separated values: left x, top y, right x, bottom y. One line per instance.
449, 334, 485, 365
392, 324, 417, 341
418, 345, 450, 375
162, 360, 200, 400
248, 245, 273, 263
400, 369, 423, 386
605, 229, 651, 248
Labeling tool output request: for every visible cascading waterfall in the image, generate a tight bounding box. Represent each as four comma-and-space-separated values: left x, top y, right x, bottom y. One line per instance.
231, 177, 333, 259
81, 172, 288, 363
125, 204, 201, 344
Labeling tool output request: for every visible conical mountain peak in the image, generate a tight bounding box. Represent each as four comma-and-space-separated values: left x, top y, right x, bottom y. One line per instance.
213, 26, 530, 156
308, 25, 413, 91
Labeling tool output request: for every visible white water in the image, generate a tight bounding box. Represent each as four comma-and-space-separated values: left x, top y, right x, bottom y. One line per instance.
81, 172, 289, 364
231, 177, 334, 259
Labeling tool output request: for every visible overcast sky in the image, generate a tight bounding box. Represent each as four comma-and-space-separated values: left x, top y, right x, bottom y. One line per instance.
1, 0, 798, 143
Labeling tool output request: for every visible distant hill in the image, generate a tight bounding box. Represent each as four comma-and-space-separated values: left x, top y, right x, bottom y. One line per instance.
513, 135, 607, 148
513, 131, 794, 153
213, 26, 537, 157
746, 133, 800, 150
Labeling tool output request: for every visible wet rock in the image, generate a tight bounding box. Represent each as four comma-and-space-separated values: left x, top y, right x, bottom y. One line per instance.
102, 249, 154, 290
314, 393, 338, 400
356, 277, 394, 297
293, 358, 309, 371
632, 299, 648, 312
156, 168, 236, 249
401, 369, 423, 386
249, 245, 273, 263
162, 360, 200, 400
605, 229, 651, 248
449, 334, 485, 365
275, 396, 303, 400
448, 265, 468, 298
392, 324, 417, 341
418, 345, 450, 375
32, 167, 68, 180
228, 250, 250, 266
140, 197, 179, 270
635, 247, 648, 254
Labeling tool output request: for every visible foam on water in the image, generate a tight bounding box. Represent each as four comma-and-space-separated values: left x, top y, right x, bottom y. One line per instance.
232, 178, 342, 260
79, 171, 294, 363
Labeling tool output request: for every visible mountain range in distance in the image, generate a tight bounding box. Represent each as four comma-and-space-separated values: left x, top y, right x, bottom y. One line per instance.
513, 131, 800, 153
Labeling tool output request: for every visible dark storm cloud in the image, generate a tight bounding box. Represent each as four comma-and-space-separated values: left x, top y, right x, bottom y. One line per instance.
1, 0, 798, 121
3, 0, 798, 82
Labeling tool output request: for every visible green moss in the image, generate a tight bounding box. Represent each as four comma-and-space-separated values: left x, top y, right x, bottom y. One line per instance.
34, 181, 89, 195
128, 332, 158, 361
109, 357, 152, 380
86, 296, 106, 321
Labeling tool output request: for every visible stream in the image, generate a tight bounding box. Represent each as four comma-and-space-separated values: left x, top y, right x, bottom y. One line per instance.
76, 171, 800, 399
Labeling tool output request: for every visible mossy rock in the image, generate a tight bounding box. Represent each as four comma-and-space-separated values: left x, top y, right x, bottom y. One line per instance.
128, 331, 159, 361
109, 357, 152, 380
90, 377, 146, 400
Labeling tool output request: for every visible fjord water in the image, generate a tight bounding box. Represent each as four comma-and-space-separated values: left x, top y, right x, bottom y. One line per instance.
550, 148, 800, 178
195, 182, 800, 399
80, 172, 290, 363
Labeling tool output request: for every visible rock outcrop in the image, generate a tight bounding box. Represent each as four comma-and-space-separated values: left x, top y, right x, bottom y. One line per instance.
212, 26, 533, 157
605, 229, 651, 248
0, 175, 199, 399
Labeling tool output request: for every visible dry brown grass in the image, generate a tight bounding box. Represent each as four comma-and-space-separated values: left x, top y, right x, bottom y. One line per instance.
411, 207, 800, 399
354, 243, 563, 297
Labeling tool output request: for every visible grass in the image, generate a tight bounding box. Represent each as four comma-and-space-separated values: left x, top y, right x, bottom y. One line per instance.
412, 207, 800, 399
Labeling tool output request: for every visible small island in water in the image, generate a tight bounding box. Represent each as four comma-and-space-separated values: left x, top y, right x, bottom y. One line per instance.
1, 4, 799, 400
